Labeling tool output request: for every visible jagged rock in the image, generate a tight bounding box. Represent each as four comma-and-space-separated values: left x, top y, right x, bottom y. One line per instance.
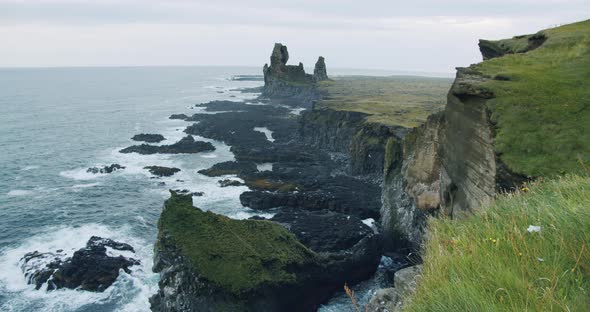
86, 164, 125, 174
150, 192, 382, 312
120, 136, 215, 155
144, 166, 181, 177
218, 179, 245, 187
366, 265, 422, 312
262, 43, 320, 101
20, 236, 139, 292
132, 133, 166, 143
313, 56, 329, 81
478, 32, 546, 60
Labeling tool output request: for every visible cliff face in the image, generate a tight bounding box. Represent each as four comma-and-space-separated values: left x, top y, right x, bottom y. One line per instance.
262, 43, 327, 101
381, 113, 443, 248
299, 109, 403, 176
382, 20, 590, 248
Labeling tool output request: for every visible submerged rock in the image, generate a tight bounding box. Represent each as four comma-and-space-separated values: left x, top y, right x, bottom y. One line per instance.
150, 192, 382, 312
20, 236, 139, 292
120, 135, 215, 155
144, 166, 181, 177
131, 133, 166, 143
86, 164, 125, 174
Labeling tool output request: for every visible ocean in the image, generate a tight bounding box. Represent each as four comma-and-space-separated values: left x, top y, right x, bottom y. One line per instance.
0, 66, 396, 312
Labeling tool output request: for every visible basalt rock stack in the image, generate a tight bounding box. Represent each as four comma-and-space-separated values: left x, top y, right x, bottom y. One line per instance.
262, 43, 328, 101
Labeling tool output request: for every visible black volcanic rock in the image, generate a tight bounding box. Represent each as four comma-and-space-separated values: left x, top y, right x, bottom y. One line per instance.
132, 133, 166, 143
150, 192, 382, 312
120, 136, 215, 155
218, 179, 245, 187
87, 164, 125, 174
169, 113, 189, 120
20, 236, 139, 292
313, 56, 329, 81
144, 166, 181, 177
198, 161, 258, 177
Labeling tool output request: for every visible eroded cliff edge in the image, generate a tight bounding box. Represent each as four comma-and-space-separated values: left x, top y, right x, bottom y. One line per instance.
383, 19, 590, 249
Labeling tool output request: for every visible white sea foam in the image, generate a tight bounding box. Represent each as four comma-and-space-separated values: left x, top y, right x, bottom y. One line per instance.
71, 182, 101, 189
290, 107, 306, 115
59, 168, 101, 181
253, 127, 275, 142
6, 190, 34, 196
256, 163, 273, 172
0, 224, 157, 312
20, 165, 40, 171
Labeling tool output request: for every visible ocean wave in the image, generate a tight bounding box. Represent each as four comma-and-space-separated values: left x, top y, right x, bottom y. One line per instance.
0, 223, 157, 312
6, 190, 34, 196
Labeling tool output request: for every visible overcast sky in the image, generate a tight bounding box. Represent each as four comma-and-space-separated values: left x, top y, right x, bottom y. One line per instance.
0, 0, 588, 73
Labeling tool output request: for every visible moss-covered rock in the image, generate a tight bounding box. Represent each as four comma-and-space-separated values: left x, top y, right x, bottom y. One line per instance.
151, 191, 382, 311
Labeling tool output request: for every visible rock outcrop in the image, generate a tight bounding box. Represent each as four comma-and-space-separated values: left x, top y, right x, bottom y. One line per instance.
120, 135, 215, 155
478, 32, 546, 60
20, 236, 139, 292
150, 192, 381, 312
144, 166, 181, 177
262, 43, 326, 101
86, 164, 125, 174
313, 56, 329, 82
131, 133, 166, 143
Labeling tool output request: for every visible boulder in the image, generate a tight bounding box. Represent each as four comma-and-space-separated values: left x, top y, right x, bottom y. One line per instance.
20, 236, 139, 292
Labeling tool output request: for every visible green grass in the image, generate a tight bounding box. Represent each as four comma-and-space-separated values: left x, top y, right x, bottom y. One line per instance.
405, 174, 590, 311
157, 192, 318, 294
473, 19, 590, 177
317, 76, 451, 127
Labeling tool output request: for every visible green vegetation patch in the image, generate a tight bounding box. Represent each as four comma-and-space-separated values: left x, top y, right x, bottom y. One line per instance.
158, 192, 318, 294
473, 19, 590, 176
406, 174, 590, 311
317, 76, 451, 128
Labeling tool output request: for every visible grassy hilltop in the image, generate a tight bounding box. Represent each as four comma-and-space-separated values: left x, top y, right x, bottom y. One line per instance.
474, 19, 590, 177
317, 76, 452, 128
405, 20, 590, 311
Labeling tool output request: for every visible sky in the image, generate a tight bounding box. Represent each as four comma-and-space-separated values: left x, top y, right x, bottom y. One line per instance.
0, 0, 588, 73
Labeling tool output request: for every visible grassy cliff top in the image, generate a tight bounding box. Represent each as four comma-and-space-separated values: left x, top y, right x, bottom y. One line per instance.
473, 19, 590, 177
317, 76, 452, 128
406, 174, 590, 311
157, 192, 317, 294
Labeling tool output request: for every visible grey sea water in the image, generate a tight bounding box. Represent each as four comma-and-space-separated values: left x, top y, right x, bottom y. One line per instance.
0, 66, 269, 311
0, 66, 395, 311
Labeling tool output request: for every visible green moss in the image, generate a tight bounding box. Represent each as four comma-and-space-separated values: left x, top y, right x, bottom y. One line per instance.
406, 174, 590, 311
473, 19, 590, 177
383, 136, 401, 179
317, 76, 451, 127
157, 193, 318, 294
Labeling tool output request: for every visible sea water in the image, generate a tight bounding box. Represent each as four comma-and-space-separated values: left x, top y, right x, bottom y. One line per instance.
0, 66, 268, 311
0, 66, 392, 312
